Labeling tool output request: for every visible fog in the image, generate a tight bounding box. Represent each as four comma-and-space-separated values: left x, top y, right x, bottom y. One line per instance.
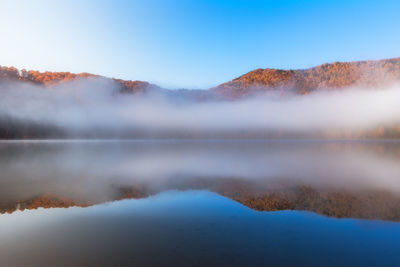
1, 78, 400, 137
2, 141, 400, 206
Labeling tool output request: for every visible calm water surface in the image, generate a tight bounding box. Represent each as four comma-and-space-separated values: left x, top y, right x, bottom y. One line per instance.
1, 140, 400, 266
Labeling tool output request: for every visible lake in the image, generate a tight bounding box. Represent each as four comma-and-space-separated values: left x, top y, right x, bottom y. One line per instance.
1, 140, 400, 266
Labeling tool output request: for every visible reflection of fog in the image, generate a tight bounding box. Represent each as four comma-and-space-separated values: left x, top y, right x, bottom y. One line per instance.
1, 140, 400, 203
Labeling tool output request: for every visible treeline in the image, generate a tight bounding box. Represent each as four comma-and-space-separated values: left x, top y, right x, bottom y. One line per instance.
0, 116, 66, 139
0, 65, 96, 85
2, 120, 400, 139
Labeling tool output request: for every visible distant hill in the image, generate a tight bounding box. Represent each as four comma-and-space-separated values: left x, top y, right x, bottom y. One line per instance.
0, 65, 219, 100
0, 65, 159, 94
2, 57, 400, 99
214, 57, 400, 98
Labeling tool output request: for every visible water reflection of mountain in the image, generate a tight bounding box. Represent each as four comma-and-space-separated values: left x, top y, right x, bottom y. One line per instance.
2, 178, 400, 222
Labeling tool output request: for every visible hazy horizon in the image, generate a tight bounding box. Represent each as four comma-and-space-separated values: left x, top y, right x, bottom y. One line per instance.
1, 78, 400, 138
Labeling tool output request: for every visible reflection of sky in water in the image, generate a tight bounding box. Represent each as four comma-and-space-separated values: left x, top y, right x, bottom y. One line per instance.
1, 190, 400, 267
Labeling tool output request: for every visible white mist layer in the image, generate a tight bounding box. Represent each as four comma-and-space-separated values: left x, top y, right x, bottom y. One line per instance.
1, 142, 400, 200
1, 78, 400, 133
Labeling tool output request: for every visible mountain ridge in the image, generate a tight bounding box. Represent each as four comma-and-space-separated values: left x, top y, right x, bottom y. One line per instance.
2, 56, 400, 99
214, 57, 400, 97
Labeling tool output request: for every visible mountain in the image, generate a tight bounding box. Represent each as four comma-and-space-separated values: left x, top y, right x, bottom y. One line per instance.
0, 65, 221, 101
214, 57, 400, 98
0, 65, 159, 94
2, 57, 400, 99
1, 57, 400, 139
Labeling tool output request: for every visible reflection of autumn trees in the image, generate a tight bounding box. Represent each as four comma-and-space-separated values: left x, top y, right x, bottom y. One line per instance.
0, 194, 89, 214
2, 179, 400, 221
170, 178, 400, 221
0, 184, 152, 214
229, 186, 400, 221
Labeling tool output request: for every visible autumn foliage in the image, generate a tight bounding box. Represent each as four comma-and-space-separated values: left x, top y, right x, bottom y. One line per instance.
0, 65, 159, 93
215, 57, 400, 97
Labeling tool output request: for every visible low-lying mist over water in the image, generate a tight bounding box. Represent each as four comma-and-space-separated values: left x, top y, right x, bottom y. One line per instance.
1, 79, 400, 138
2, 140, 400, 221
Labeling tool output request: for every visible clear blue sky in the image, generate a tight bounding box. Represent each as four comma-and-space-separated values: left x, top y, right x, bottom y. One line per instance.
1, 0, 399, 88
